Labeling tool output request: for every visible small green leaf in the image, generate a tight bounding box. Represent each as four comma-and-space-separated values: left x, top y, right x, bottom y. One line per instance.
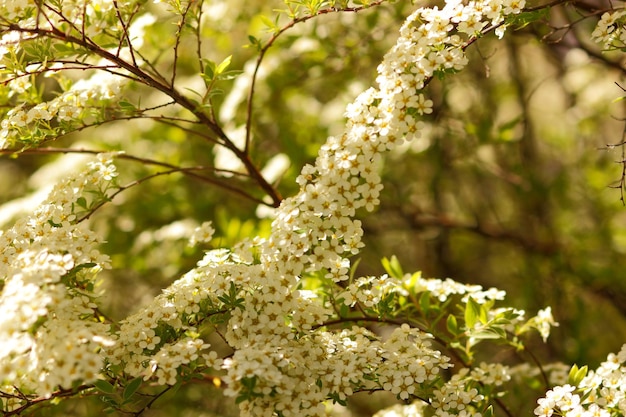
568, 364, 579, 384
465, 296, 481, 329
215, 55, 232, 75
118, 100, 137, 113
247, 35, 262, 51
470, 328, 505, 340
349, 258, 361, 282
505, 8, 549, 28
100, 394, 120, 408
446, 314, 458, 335
419, 291, 431, 313
403, 271, 421, 289
216, 69, 243, 81
122, 377, 142, 401
381, 255, 403, 279
76, 197, 88, 209
203, 59, 217, 81
260, 15, 277, 31
568, 364, 588, 386
94, 379, 116, 394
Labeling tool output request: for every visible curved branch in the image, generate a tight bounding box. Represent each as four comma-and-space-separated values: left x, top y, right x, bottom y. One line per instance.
0, 147, 271, 208
3, 19, 282, 206
1, 384, 93, 417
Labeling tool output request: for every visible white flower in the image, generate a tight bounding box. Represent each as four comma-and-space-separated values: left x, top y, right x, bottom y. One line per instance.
189, 221, 216, 246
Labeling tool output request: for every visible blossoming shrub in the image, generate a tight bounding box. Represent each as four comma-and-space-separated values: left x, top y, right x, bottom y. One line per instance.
0, 0, 624, 416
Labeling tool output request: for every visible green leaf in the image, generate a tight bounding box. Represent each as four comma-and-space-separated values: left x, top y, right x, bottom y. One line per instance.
260, 15, 278, 32
122, 377, 143, 401
100, 394, 120, 408
247, 35, 262, 51
203, 59, 217, 81
76, 197, 88, 209
403, 271, 421, 289
465, 296, 481, 329
94, 379, 116, 394
349, 258, 361, 282
215, 55, 232, 75
381, 255, 403, 279
216, 69, 243, 81
470, 328, 505, 340
419, 291, 431, 314
118, 100, 137, 114
446, 314, 458, 335
568, 364, 588, 386
505, 8, 549, 28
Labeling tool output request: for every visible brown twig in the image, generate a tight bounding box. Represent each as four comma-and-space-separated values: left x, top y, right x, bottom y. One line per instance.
244, 1, 389, 154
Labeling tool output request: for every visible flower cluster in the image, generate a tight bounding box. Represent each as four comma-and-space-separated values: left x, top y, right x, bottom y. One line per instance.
534, 344, 626, 417
339, 274, 408, 308
1, 71, 126, 149
189, 221, 216, 246
407, 274, 506, 303
220, 325, 452, 416
431, 369, 487, 416
104, 248, 248, 383
377, 325, 452, 401
0, 0, 574, 415
591, 9, 626, 50
214, 0, 529, 414
0, 2, 158, 150
371, 361, 511, 417
0, 153, 118, 398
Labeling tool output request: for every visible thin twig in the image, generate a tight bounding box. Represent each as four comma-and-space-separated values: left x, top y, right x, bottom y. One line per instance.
170, 1, 195, 88
243, 1, 388, 154
1, 147, 271, 207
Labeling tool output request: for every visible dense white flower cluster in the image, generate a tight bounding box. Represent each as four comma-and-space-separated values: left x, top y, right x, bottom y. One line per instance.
212, 0, 527, 415
106, 0, 539, 396
0, 71, 126, 149
0, 0, 572, 415
534, 344, 626, 417
591, 9, 626, 50
377, 325, 452, 401
431, 369, 486, 416
339, 274, 408, 308
407, 274, 506, 303
105, 248, 249, 382
471, 362, 511, 386
219, 325, 451, 416
0, 154, 117, 398
0, 2, 157, 150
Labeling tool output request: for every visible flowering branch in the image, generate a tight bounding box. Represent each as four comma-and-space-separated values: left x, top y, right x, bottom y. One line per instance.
1, 5, 283, 206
